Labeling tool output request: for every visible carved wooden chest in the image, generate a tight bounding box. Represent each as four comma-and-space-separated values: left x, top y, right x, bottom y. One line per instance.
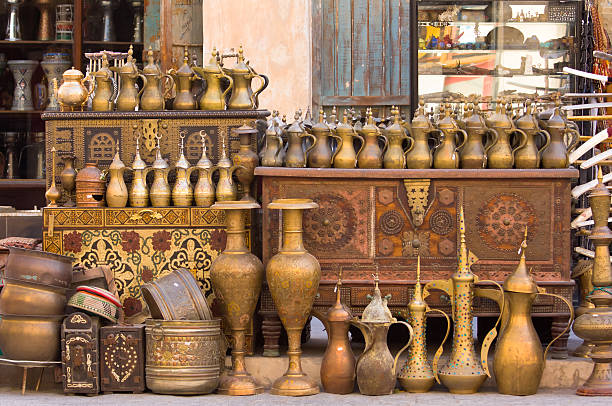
100, 325, 145, 393
61, 312, 100, 394
256, 167, 578, 357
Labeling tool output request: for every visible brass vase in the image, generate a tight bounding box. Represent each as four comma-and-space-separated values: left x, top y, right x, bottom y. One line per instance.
266, 198, 321, 396
45, 147, 61, 207
232, 123, 259, 202
59, 154, 76, 207
210, 201, 263, 396
34, 0, 55, 41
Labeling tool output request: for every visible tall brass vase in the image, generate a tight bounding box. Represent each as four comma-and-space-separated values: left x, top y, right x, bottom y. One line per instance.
210, 201, 263, 396
266, 198, 321, 396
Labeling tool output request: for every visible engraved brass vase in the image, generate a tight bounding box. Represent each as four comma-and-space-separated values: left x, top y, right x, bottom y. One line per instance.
266, 198, 321, 396
232, 123, 259, 201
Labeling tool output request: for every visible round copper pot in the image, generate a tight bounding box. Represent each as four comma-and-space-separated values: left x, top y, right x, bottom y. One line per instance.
0, 277, 67, 315
75, 162, 106, 207
0, 313, 63, 361
5, 247, 73, 289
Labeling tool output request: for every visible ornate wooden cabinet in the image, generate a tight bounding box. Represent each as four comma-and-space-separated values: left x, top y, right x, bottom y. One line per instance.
256, 167, 578, 357
100, 325, 145, 393
61, 312, 100, 394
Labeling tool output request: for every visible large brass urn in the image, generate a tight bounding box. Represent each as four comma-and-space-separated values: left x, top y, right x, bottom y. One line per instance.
266, 198, 321, 396
210, 201, 263, 396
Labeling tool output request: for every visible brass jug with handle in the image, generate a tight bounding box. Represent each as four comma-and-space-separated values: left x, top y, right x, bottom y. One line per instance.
539, 100, 580, 168
91, 54, 116, 111
149, 131, 171, 207
405, 101, 435, 169
57, 66, 93, 112
284, 110, 316, 168
357, 108, 387, 169
128, 132, 152, 207
261, 121, 284, 167
459, 103, 498, 168
223, 46, 268, 110
168, 46, 197, 110
433, 103, 467, 169
333, 109, 363, 169
171, 131, 195, 206
383, 106, 411, 169
307, 109, 341, 168
106, 144, 128, 207
488, 228, 573, 395
212, 134, 240, 202
192, 130, 215, 207
514, 101, 551, 168
140, 47, 174, 111
351, 272, 414, 396
486, 99, 528, 168
110, 45, 147, 111
193, 48, 233, 110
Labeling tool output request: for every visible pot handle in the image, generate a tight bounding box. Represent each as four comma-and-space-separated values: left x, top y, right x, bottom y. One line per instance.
424, 279, 454, 321
353, 130, 365, 165
511, 129, 529, 163
81, 74, 95, 108
391, 320, 414, 376
536, 129, 552, 161
109, 75, 118, 107
539, 291, 574, 365
219, 70, 234, 101
150, 321, 164, 341
564, 128, 581, 153
378, 131, 389, 154
350, 319, 373, 362
300, 132, 317, 166
474, 279, 505, 378
247, 64, 268, 109
137, 74, 148, 100
425, 308, 451, 384
484, 128, 499, 155
162, 74, 175, 100
330, 131, 343, 166
455, 129, 468, 151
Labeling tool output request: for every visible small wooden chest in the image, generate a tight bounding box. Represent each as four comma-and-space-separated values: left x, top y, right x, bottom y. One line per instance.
100, 325, 145, 393
61, 312, 100, 394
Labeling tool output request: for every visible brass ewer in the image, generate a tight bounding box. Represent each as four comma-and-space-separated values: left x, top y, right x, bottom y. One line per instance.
539, 99, 580, 168
261, 120, 285, 167
193, 48, 233, 110
223, 46, 268, 110
91, 54, 117, 112
105, 144, 128, 207
45, 147, 61, 206
459, 102, 499, 169
383, 106, 411, 169
210, 200, 263, 395
266, 198, 321, 396
398, 254, 450, 393
149, 130, 171, 207
333, 109, 363, 169
192, 130, 215, 207
351, 272, 414, 396
213, 134, 240, 202
433, 103, 467, 169
573, 168, 612, 396
491, 227, 573, 396
514, 101, 551, 169
168, 46, 197, 110
171, 131, 195, 206
357, 108, 387, 169
57, 67, 93, 112
405, 101, 435, 169
128, 130, 152, 207
140, 47, 174, 111
285, 110, 316, 168
110, 45, 147, 111
232, 123, 259, 202
486, 99, 528, 169
307, 109, 341, 168
423, 206, 504, 394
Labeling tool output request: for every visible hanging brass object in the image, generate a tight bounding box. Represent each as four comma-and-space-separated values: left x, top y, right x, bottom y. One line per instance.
111, 45, 147, 111
433, 103, 467, 169
193, 48, 233, 110
266, 198, 321, 396
573, 168, 612, 396
398, 254, 450, 393
141, 47, 174, 111
171, 131, 195, 206
105, 144, 128, 207
539, 98, 580, 168
168, 46, 197, 110
307, 108, 341, 168
57, 67, 93, 112
514, 100, 551, 169
405, 101, 435, 169
357, 108, 387, 169
486, 99, 528, 169
383, 106, 411, 169
333, 109, 363, 169
261, 121, 284, 167
214, 134, 239, 202
191, 130, 215, 207
459, 102, 498, 168
285, 110, 316, 168
232, 123, 259, 202
45, 147, 61, 207
210, 200, 263, 395
149, 129, 171, 207
571, 259, 595, 358
92, 54, 117, 112
224, 46, 268, 110
423, 206, 504, 394
128, 128, 152, 207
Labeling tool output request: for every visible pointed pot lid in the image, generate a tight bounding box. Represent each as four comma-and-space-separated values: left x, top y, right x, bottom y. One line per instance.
176, 46, 194, 75
312, 108, 330, 132
287, 110, 304, 134
503, 227, 538, 294
384, 106, 405, 137
361, 272, 394, 323
326, 268, 353, 322
142, 46, 161, 75
109, 144, 125, 170
132, 137, 147, 170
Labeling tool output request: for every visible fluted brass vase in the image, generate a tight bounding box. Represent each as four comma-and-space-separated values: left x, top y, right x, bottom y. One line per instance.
266, 198, 321, 396
574, 168, 612, 396
210, 201, 263, 396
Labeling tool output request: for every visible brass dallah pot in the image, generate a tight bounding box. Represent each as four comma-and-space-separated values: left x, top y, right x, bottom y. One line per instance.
486, 99, 528, 169
539, 100, 580, 168
213, 134, 240, 202
357, 108, 387, 169
193, 48, 233, 111
149, 134, 171, 207
223, 45, 268, 110
91, 54, 116, 112
333, 109, 363, 169
308, 109, 340, 168
405, 101, 435, 169
210, 200, 263, 396
105, 144, 128, 207
261, 121, 284, 167
460, 103, 498, 168
383, 106, 410, 169
128, 133, 152, 207
140, 46, 174, 111
110, 45, 146, 111
232, 123, 259, 202
433, 103, 467, 169
285, 110, 316, 168
168, 46, 197, 110
192, 130, 215, 207
514, 100, 550, 169
171, 132, 195, 206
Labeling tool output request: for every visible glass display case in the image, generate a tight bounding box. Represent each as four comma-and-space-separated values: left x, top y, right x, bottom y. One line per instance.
417, 0, 581, 106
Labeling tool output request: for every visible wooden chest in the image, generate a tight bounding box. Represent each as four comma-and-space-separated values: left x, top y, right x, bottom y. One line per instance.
256, 167, 578, 356
100, 325, 145, 393
61, 312, 100, 394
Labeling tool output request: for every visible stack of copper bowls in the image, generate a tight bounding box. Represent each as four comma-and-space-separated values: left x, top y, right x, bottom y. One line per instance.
0, 247, 73, 361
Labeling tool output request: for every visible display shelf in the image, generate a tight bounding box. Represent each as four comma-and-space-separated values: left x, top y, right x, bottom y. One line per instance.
418, 21, 573, 28
0, 179, 46, 189
0, 40, 73, 46
418, 49, 568, 53
83, 41, 144, 46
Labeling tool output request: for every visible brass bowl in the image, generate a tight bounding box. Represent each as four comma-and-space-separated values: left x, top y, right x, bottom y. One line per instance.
0, 313, 63, 361
0, 277, 67, 315
5, 247, 73, 289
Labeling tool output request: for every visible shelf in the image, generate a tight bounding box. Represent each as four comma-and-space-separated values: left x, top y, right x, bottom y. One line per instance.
418, 49, 568, 53
0, 40, 72, 46
83, 41, 144, 46
0, 111, 44, 120
0, 179, 46, 189
418, 73, 566, 78
418, 21, 574, 27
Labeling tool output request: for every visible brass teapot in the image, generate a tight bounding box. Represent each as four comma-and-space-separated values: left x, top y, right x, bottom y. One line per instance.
307, 109, 341, 168
383, 106, 411, 169
433, 103, 467, 169
106, 144, 128, 207
460, 102, 498, 168
405, 101, 435, 169
193, 48, 233, 110
261, 121, 285, 167
110, 45, 147, 111
333, 109, 363, 169
91, 54, 116, 112
168, 46, 197, 110
192, 130, 215, 207
285, 110, 316, 168
57, 66, 93, 112
171, 132, 195, 206
140, 47, 174, 111
357, 108, 387, 169
514, 101, 551, 168
128, 133, 152, 207
539, 100, 580, 168
149, 133, 171, 207
223, 46, 268, 110
213, 135, 239, 202
486, 99, 528, 169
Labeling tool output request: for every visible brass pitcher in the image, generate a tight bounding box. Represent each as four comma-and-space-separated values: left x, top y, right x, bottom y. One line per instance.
213, 136, 239, 202
149, 134, 171, 207
486, 100, 528, 169
192, 130, 215, 207
128, 133, 152, 207
405, 101, 435, 169
57, 66, 93, 112
539, 101, 580, 168
433, 103, 467, 169
110, 45, 147, 111
459, 103, 498, 169
168, 46, 197, 110
171, 132, 195, 206
491, 228, 573, 396
140, 47, 174, 111
307, 109, 341, 168
105, 144, 128, 207
223, 46, 268, 110
514, 101, 551, 169
193, 48, 233, 110
91, 54, 116, 112
333, 109, 363, 169
383, 106, 411, 169
285, 110, 316, 168
261, 121, 284, 167
357, 108, 387, 169
351, 273, 413, 396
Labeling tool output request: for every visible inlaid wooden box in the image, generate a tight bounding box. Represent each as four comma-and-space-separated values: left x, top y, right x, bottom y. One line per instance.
100, 325, 145, 393
61, 312, 100, 395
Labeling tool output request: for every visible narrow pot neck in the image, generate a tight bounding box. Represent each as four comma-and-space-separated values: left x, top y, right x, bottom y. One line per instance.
224, 209, 248, 252
281, 208, 305, 252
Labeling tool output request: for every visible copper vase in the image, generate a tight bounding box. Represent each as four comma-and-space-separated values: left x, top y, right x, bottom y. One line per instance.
210, 201, 263, 396
266, 198, 321, 396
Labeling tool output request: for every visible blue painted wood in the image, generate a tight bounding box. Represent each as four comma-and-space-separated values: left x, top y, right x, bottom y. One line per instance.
352, 0, 369, 96
143, 0, 161, 51
322, 0, 336, 96
386, 0, 401, 96
336, 0, 352, 96
368, 0, 384, 96
399, 0, 411, 96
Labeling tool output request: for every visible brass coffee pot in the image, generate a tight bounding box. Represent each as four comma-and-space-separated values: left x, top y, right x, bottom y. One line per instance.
486, 99, 528, 169
171, 131, 195, 206
192, 130, 215, 207
223, 46, 268, 110
514, 101, 550, 169
111, 45, 147, 111
261, 121, 284, 167
57, 66, 93, 112
383, 106, 411, 169
433, 103, 467, 169
213, 135, 239, 202
285, 110, 316, 168
405, 101, 435, 169
106, 144, 128, 207
140, 47, 174, 111
351, 272, 413, 396
459, 102, 498, 168
128, 132, 152, 207
91, 54, 116, 112
307, 109, 341, 168
491, 228, 573, 396
357, 108, 387, 169
333, 109, 363, 169
168, 46, 197, 110
193, 48, 233, 110
539, 100, 580, 168
149, 132, 171, 207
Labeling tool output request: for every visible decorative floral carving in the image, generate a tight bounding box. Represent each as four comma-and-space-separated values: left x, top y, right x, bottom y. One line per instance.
303, 193, 356, 253
429, 210, 454, 236
120, 231, 140, 253
401, 230, 430, 256
63, 231, 82, 253
122, 296, 142, 317
141, 266, 154, 283
152, 230, 171, 252
380, 210, 404, 235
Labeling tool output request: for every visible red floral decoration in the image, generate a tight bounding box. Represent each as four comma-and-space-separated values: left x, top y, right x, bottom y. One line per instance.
122, 297, 142, 317
120, 231, 140, 253
152, 230, 171, 252
142, 266, 154, 283
63, 231, 82, 253
209, 229, 227, 252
